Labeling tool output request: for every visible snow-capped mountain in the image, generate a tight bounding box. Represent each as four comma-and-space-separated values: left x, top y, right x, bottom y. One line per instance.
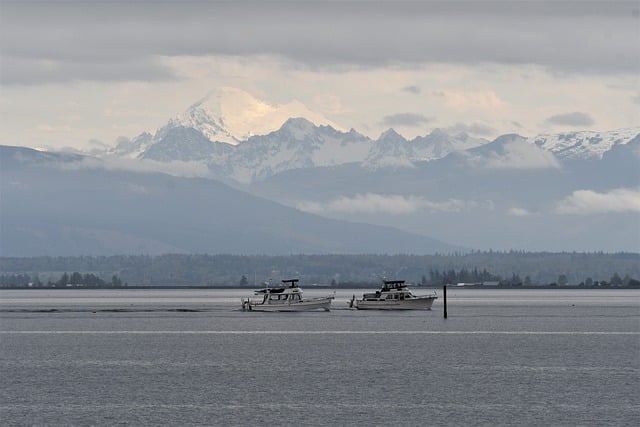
529, 128, 640, 160
169, 87, 342, 144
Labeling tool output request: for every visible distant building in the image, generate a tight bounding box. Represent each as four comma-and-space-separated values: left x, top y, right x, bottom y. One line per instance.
456, 281, 499, 287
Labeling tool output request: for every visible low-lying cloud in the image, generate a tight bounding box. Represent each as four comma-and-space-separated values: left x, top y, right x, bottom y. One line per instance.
58, 157, 212, 179
555, 187, 640, 215
507, 207, 535, 217
297, 193, 469, 215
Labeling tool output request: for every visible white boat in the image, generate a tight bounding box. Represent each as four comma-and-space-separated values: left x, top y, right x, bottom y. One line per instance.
349, 280, 437, 310
241, 279, 334, 312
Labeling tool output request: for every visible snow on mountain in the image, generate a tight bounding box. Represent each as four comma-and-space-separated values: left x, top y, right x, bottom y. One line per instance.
528, 128, 640, 160
362, 128, 490, 170
170, 87, 342, 144
223, 118, 372, 183
141, 126, 232, 163
101, 88, 639, 184
363, 129, 412, 169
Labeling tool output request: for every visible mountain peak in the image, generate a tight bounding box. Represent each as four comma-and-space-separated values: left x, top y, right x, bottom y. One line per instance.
274, 117, 318, 140
379, 128, 405, 141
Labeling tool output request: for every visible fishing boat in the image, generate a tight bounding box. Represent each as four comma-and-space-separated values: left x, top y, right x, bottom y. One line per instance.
241, 279, 334, 312
349, 280, 437, 310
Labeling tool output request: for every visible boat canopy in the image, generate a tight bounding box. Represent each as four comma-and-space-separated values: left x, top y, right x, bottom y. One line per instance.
381, 280, 407, 291
282, 279, 299, 288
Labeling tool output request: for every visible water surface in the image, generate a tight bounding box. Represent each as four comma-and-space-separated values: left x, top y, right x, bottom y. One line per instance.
1, 288, 638, 426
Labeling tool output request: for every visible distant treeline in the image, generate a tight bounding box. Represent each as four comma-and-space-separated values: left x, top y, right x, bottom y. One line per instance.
0, 272, 123, 288
1, 252, 639, 288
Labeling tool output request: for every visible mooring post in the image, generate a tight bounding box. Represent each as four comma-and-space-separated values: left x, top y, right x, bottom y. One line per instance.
443, 285, 447, 319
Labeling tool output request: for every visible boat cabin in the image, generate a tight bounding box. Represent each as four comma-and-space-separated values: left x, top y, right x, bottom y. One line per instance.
253, 279, 304, 304
261, 290, 303, 304
362, 280, 417, 301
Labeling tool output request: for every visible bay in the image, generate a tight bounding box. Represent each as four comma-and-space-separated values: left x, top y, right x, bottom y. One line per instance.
1, 288, 638, 426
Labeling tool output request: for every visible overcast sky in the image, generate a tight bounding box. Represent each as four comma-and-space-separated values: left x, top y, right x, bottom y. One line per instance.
1, 0, 638, 150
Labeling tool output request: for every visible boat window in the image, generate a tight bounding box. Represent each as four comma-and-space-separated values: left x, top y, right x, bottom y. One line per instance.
400, 294, 404, 300
282, 294, 288, 301
386, 294, 393, 300
394, 294, 399, 300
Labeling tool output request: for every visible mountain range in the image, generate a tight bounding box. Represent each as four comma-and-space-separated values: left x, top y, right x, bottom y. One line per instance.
1, 88, 639, 256
108, 89, 638, 186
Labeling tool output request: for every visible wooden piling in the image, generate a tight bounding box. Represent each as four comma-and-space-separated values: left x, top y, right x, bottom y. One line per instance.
443, 285, 447, 319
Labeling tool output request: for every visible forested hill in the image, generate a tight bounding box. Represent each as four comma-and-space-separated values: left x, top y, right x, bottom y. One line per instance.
1, 252, 638, 287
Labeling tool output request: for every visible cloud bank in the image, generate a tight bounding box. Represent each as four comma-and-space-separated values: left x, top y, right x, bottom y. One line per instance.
58, 157, 212, 179
2, 1, 638, 85
297, 193, 468, 215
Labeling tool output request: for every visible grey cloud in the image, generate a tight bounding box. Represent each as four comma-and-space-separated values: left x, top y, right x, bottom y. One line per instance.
381, 113, 432, 128
1, 56, 178, 85
545, 112, 595, 127
1, 1, 638, 85
402, 86, 421, 94
446, 122, 495, 137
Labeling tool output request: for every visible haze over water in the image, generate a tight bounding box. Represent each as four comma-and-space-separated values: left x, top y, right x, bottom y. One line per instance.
1, 289, 638, 426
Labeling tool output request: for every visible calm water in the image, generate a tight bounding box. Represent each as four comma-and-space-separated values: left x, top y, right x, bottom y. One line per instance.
1, 288, 638, 426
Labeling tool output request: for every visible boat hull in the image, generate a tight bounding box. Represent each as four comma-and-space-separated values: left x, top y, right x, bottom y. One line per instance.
356, 296, 436, 310
242, 297, 333, 312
